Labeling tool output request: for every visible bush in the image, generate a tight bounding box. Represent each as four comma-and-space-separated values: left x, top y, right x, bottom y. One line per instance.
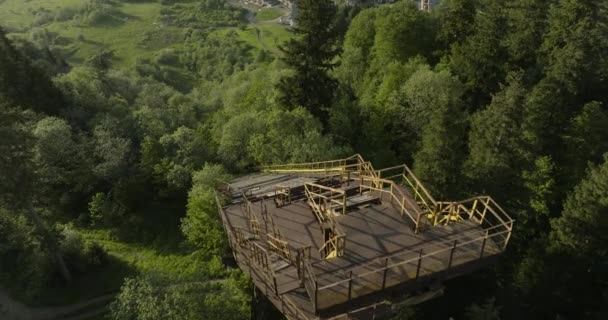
59, 225, 108, 273
55, 7, 78, 22
154, 49, 179, 65
32, 11, 54, 27
0, 208, 56, 299
84, 241, 107, 266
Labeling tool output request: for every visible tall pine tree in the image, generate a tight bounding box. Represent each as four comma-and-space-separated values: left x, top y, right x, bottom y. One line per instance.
277, 0, 341, 125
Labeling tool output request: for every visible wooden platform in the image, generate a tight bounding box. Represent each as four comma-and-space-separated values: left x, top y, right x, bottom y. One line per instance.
218, 172, 509, 319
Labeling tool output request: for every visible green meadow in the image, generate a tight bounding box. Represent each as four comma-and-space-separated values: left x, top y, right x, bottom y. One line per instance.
0, 0, 292, 70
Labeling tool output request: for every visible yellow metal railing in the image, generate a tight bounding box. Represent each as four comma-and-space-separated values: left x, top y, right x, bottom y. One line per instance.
359, 175, 424, 232
263, 155, 514, 233
273, 185, 292, 207
261, 155, 355, 173
304, 182, 347, 218
262, 154, 379, 178
304, 183, 346, 259
376, 165, 437, 215
435, 196, 514, 242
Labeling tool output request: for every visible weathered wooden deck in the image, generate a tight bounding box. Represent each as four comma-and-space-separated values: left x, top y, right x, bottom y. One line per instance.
218, 170, 510, 319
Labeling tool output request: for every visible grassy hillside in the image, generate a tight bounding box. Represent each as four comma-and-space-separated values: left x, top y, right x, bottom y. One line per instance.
0, 0, 291, 72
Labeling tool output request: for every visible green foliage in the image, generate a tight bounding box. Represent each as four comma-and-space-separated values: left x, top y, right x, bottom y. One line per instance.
32, 116, 94, 210
109, 274, 249, 320
181, 164, 230, 256
551, 156, 608, 256
92, 117, 132, 181
0, 207, 54, 298
88, 192, 106, 226
277, 0, 341, 122
389, 303, 417, 320
503, 0, 550, 68
435, 0, 477, 51
85, 49, 114, 70
160, 0, 247, 29
522, 156, 556, 223
562, 102, 608, 187
514, 156, 608, 319
247, 107, 348, 165
255, 8, 283, 22
58, 225, 108, 274
0, 27, 65, 115
371, 1, 434, 66
465, 73, 527, 199
411, 68, 467, 197
0, 105, 35, 207
181, 30, 254, 82
2, 0, 608, 318
448, 0, 508, 102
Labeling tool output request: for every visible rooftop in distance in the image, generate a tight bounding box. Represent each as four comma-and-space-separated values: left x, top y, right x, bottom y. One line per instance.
216, 154, 514, 320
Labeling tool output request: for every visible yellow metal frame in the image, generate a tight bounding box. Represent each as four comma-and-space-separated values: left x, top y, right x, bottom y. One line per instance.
263, 154, 515, 232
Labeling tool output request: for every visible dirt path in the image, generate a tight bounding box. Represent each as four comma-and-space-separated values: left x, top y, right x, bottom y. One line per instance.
0, 288, 114, 320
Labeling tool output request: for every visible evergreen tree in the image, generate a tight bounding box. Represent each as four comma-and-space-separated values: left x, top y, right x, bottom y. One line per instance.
435, 0, 477, 52
561, 102, 608, 188
0, 27, 64, 115
465, 73, 527, 202
277, 0, 341, 125
412, 69, 467, 198
523, 0, 608, 159
503, 0, 552, 73
448, 0, 508, 106
514, 156, 608, 319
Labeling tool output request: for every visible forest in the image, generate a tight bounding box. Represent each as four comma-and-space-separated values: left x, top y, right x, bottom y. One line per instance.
0, 0, 607, 319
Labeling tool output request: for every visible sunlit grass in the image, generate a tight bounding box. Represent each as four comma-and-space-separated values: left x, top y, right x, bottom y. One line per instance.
233, 22, 292, 54
255, 8, 283, 21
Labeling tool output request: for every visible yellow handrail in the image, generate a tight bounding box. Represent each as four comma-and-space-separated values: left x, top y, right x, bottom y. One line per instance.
359, 175, 421, 230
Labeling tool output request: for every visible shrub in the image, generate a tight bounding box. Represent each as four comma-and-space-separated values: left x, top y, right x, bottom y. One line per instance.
32, 11, 54, 27
154, 49, 179, 65
59, 225, 108, 273
55, 7, 78, 22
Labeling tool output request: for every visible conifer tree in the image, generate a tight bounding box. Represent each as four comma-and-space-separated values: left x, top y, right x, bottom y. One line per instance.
277, 0, 341, 125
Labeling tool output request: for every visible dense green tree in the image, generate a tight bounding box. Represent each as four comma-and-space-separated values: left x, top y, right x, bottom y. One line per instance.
110, 274, 249, 320
181, 164, 231, 256
409, 68, 467, 198
32, 117, 94, 212
520, 0, 608, 176
521, 156, 556, 232
371, 2, 434, 67
435, 0, 477, 51
503, 0, 551, 72
154, 126, 211, 191
277, 0, 341, 123
0, 27, 64, 115
335, 8, 377, 95
561, 102, 608, 187
449, 0, 508, 104
465, 73, 527, 201
514, 156, 608, 319
247, 107, 348, 165
0, 105, 72, 282
216, 111, 265, 171
0, 207, 55, 297
539, 0, 608, 95
92, 117, 132, 181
